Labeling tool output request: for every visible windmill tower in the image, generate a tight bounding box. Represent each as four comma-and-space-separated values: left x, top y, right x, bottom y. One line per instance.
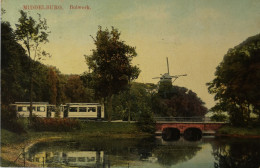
153, 57, 187, 85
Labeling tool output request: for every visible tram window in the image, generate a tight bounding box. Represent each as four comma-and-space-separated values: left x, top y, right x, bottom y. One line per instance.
37, 106, 45, 112
78, 157, 85, 162
88, 107, 96, 112
79, 107, 87, 112
87, 157, 95, 162
69, 107, 78, 112
68, 157, 76, 162
18, 106, 24, 112
27, 106, 36, 111
47, 106, 55, 112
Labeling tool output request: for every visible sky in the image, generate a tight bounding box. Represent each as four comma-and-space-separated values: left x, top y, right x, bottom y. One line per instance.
1, 0, 260, 109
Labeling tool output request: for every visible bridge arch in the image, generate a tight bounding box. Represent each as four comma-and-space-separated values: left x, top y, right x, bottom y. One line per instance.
162, 127, 180, 141
183, 127, 202, 141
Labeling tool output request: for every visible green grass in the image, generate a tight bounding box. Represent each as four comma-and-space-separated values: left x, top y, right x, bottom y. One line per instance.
1, 122, 147, 145
1, 129, 29, 145
217, 125, 260, 136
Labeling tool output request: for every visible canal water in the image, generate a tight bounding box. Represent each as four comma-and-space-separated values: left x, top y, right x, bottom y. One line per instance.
26, 136, 260, 168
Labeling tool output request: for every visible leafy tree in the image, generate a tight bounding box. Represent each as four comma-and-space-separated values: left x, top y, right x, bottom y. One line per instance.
85, 26, 140, 121
1, 21, 30, 105
210, 113, 228, 122
112, 82, 157, 121
56, 74, 69, 104
15, 10, 51, 120
152, 86, 207, 117
47, 67, 58, 105
65, 75, 94, 103
207, 34, 260, 126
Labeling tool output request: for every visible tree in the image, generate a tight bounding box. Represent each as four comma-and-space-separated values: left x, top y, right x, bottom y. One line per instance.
65, 75, 94, 103
1, 21, 30, 105
112, 82, 157, 121
47, 67, 58, 105
152, 86, 207, 117
207, 34, 260, 126
15, 10, 51, 120
85, 26, 140, 121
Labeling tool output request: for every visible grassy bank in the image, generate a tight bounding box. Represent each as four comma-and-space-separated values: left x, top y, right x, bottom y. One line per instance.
1, 122, 149, 145
217, 125, 260, 137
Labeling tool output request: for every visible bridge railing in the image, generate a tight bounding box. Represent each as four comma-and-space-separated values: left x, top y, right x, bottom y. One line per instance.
154, 117, 212, 122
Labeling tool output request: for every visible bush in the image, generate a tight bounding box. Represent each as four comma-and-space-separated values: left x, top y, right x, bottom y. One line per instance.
211, 113, 228, 122
29, 117, 82, 132
137, 111, 156, 133
1, 105, 26, 134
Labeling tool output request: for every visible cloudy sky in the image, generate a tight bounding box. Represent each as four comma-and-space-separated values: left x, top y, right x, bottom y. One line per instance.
2, 0, 260, 109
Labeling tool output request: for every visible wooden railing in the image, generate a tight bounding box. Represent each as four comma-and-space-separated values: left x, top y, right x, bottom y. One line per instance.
154, 117, 214, 123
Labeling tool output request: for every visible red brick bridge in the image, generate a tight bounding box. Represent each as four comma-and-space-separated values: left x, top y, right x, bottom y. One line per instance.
155, 117, 226, 141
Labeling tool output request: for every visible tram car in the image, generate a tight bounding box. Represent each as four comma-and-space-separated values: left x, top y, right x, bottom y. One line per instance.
11, 102, 105, 120
10, 102, 56, 118
60, 103, 104, 120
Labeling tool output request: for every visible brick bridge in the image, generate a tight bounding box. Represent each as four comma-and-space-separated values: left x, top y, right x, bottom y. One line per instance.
155, 117, 226, 141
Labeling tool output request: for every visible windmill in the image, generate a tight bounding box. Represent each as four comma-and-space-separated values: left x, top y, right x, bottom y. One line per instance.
153, 57, 187, 84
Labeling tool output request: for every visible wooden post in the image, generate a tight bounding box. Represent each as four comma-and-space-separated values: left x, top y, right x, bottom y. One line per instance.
23, 147, 25, 167
43, 157, 45, 167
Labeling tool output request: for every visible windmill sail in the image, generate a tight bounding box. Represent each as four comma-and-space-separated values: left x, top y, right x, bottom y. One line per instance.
152, 57, 187, 84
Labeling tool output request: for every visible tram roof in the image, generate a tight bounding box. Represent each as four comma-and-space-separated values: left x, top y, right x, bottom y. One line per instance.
13, 102, 50, 105
65, 103, 101, 106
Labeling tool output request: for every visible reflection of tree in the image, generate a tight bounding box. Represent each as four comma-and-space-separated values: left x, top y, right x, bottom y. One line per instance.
153, 145, 201, 166
212, 139, 260, 168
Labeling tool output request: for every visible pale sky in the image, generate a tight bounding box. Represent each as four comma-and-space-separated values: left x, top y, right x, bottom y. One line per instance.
1, 0, 260, 109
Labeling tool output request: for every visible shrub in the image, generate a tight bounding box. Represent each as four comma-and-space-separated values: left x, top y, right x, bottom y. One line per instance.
137, 111, 156, 133
30, 117, 82, 132
211, 113, 228, 122
1, 104, 26, 134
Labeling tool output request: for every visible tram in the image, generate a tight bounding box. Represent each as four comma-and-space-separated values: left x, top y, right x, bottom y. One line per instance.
10, 102, 56, 118
60, 103, 104, 120
11, 102, 105, 120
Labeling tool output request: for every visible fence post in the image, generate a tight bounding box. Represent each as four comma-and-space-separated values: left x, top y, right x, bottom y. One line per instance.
23, 147, 25, 167
43, 157, 45, 167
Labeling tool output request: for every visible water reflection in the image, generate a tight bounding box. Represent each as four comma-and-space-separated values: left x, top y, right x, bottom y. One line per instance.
212, 138, 260, 168
26, 137, 260, 168
28, 150, 104, 167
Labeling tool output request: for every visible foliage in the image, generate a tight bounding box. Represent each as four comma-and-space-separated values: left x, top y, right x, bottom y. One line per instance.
84, 26, 140, 121
15, 10, 50, 61
210, 113, 228, 122
152, 86, 208, 117
1, 105, 27, 134
1, 21, 93, 106
112, 82, 157, 121
47, 67, 58, 105
217, 125, 260, 136
207, 34, 260, 126
15, 10, 51, 119
65, 75, 94, 103
29, 117, 82, 132
137, 110, 156, 133
1, 21, 31, 105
